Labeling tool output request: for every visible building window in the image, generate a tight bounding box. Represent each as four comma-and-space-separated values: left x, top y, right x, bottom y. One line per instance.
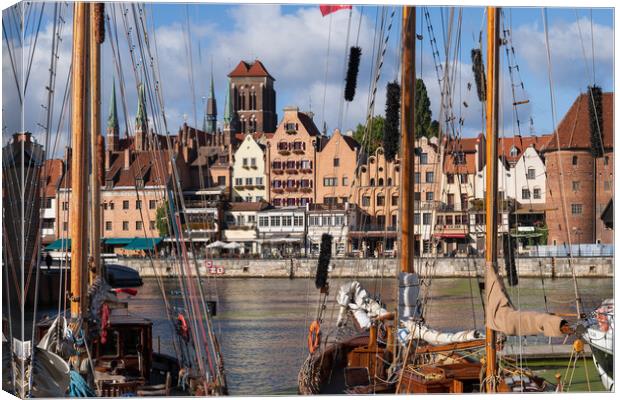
362, 196, 370, 207
460, 173, 468, 183
378, 178, 384, 186
62, 201, 69, 211
149, 200, 156, 209
122, 221, 129, 231
251, 158, 257, 167
333, 158, 340, 167
259, 216, 269, 227
256, 177, 264, 185
370, 178, 375, 186
571, 204, 583, 215
136, 200, 142, 209
533, 187, 541, 199
105, 221, 112, 231
522, 188, 531, 199
460, 194, 468, 209
342, 176, 348, 186
436, 215, 444, 225
454, 152, 465, 164
136, 221, 143, 230
218, 176, 226, 186
392, 195, 398, 206
604, 156, 609, 165
425, 172, 434, 183
391, 214, 397, 227
426, 192, 433, 201
572, 181, 580, 191
123, 200, 129, 210
414, 173, 420, 183
422, 213, 432, 225
282, 216, 292, 226
270, 216, 280, 226
420, 153, 428, 165
377, 195, 385, 206
294, 215, 304, 226
510, 146, 518, 157
235, 178, 242, 186
246, 196, 252, 202
63, 222, 68, 231
149, 220, 156, 230
324, 177, 337, 187
109, 202, 114, 210
387, 178, 392, 186
414, 213, 420, 225
527, 168, 536, 180
245, 177, 253, 185
44, 198, 52, 209
414, 192, 421, 201
572, 156, 578, 165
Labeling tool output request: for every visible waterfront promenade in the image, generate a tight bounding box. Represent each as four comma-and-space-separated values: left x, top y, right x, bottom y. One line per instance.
120, 256, 613, 278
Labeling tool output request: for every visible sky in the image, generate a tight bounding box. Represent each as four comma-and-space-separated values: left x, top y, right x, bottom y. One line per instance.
1, 2, 615, 156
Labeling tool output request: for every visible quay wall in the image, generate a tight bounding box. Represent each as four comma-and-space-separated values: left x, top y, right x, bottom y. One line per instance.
122, 257, 613, 278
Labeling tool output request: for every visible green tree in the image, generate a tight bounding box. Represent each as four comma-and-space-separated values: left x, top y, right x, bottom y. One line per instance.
353, 115, 385, 154
415, 78, 439, 138
155, 201, 170, 237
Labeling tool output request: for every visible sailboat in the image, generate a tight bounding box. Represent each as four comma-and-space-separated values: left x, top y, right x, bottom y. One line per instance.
3, 3, 227, 397
298, 5, 574, 395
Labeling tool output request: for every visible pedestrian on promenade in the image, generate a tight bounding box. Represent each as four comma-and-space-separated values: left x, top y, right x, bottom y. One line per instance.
45, 252, 53, 270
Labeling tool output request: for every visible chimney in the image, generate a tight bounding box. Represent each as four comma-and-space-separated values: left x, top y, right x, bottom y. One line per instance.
124, 148, 131, 170
105, 150, 112, 170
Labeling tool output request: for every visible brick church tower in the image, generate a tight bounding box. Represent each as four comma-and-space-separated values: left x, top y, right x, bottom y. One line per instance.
227, 60, 277, 134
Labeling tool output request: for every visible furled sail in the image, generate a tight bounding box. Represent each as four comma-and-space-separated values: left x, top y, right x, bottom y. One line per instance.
336, 281, 389, 329
400, 320, 482, 345
486, 263, 566, 336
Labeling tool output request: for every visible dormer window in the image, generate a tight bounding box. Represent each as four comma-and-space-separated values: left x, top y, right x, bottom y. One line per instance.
510, 146, 518, 157
136, 178, 144, 188
454, 152, 465, 165
106, 179, 113, 190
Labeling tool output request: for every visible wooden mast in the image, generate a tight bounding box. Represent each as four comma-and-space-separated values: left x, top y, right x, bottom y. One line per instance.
89, 4, 104, 283
484, 6, 500, 392
400, 6, 416, 274
70, 2, 89, 319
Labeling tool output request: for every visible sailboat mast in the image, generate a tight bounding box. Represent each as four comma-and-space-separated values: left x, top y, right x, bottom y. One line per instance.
400, 6, 416, 274
89, 4, 104, 282
69, 2, 89, 319
484, 6, 500, 391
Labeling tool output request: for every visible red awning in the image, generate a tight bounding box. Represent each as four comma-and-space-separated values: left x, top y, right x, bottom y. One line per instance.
433, 233, 467, 239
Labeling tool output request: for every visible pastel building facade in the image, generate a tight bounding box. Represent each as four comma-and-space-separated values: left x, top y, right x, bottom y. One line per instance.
232, 134, 267, 202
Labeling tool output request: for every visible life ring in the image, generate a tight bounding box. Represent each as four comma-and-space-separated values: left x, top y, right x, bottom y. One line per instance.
177, 313, 189, 341
308, 320, 321, 353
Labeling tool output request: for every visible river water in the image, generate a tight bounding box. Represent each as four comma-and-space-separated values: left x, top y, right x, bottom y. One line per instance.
127, 276, 612, 395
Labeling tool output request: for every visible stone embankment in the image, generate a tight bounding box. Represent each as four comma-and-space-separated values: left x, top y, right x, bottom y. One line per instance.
122, 257, 613, 279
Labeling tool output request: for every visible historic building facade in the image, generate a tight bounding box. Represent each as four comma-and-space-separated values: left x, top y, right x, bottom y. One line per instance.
315, 129, 362, 205
542, 92, 614, 246
231, 134, 268, 202
228, 60, 278, 134
265, 106, 322, 207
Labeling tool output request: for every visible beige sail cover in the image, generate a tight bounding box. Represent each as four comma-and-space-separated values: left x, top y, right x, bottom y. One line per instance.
486, 262, 565, 337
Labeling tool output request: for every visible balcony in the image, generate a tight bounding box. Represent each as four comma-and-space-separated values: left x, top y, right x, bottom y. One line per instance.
273, 187, 285, 193
434, 224, 469, 236
285, 168, 298, 174
300, 187, 312, 193
278, 149, 291, 155
272, 168, 284, 174
184, 199, 221, 209
184, 221, 217, 231
226, 223, 256, 231
285, 186, 298, 192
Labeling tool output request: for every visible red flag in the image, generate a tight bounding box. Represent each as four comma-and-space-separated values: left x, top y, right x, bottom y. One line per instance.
320, 5, 352, 17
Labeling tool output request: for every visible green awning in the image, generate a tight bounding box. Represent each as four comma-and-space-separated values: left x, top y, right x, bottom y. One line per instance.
104, 238, 134, 245
45, 238, 71, 250
123, 237, 162, 251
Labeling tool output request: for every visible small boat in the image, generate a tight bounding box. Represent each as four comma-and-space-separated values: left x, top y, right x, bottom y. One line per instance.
585, 299, 614, 390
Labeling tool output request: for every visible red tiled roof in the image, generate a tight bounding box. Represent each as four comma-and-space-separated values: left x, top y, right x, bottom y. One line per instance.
443, 152, 477, 174
542, 91, 613, 152
228, 60, 275, 80
444, 137, 479, 153
498, 135, 551, 163
228, 201, 271, 212
41, 159, 64, 197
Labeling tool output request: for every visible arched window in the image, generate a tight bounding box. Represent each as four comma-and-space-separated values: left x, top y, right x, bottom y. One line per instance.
378, 178, 384, 186
370, 178, 375, 186
387, 177, 392, 186
572, 155, 578, 165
